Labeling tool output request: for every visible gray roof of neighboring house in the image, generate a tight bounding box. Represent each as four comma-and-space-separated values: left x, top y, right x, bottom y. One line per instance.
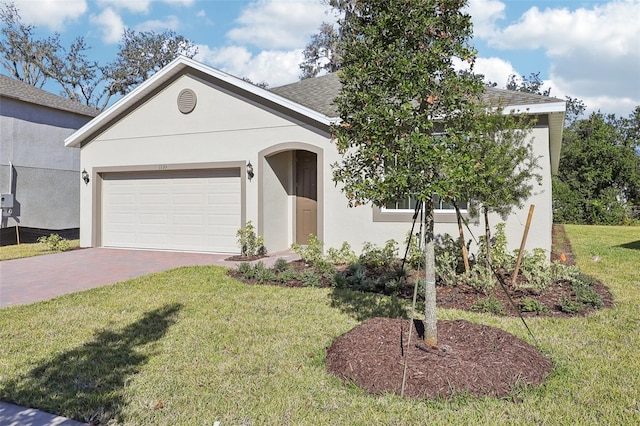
0, 73, 100, 117
271, 73, 564, 117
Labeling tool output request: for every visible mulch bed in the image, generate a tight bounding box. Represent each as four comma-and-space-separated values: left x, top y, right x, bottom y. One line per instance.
229, 224, 612, 399
326, 317, 553, 399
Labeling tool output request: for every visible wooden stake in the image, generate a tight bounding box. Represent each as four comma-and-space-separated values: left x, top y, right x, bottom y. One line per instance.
454, 202, 470, 273
15, 225, 20, 245
511, 205, 535, 285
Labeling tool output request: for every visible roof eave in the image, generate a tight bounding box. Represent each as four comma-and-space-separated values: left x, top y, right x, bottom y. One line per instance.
65, 56, 333, 148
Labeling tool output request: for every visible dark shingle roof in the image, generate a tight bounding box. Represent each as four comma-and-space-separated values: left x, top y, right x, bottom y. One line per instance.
0, 74, 99, 117
271, 73, 564, 118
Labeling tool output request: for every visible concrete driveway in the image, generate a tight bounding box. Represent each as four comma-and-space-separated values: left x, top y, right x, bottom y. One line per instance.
0, 247, 298, 308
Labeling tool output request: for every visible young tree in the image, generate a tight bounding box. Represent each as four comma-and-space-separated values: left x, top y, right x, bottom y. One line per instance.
332, 0, 485, 346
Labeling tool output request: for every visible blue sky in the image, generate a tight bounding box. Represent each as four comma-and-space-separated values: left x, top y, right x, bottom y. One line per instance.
4, 0, 639, 116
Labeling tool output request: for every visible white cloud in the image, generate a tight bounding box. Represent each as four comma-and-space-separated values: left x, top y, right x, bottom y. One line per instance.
227, 0, 333, 49
473, 57, 518, 86
97, 0, 152, 13
466, 0, 505, 39
135, 15, 180, 32
12, 0, 87, 31
196, 44, 303, 87
90, 7, 125, 44
477, 0, 640, 116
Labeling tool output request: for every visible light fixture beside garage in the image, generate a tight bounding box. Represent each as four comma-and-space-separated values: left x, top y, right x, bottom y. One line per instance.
177, 89, 197, 114
81, 169, 90, 185
247, 161, 254, 181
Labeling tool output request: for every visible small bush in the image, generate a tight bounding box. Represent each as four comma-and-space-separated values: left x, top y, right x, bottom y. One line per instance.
276, 268, 299, 283
520, 297, 549, 314
236, 262, 254, 278
466, 262, 494, 294
359, 240, 398, 269
236, 221, 266, 257
560, 296, 582, 314
300, 269, 322, 287
291, 234, 324, 266
273, 258, 289, 273
436, 250, 459, 287
37, 234, 71, 252
471, 295, 506, 315
572, 275, 603, 308
518, 248, 552, 293
326, 241, 357, 265
253, 262, 276, 284
491, 223, 514, 270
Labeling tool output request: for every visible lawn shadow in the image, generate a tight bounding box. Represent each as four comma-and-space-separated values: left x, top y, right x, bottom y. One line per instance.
0, 303, 182, 424
329, 288, 409, 322
618, 240, 640, 250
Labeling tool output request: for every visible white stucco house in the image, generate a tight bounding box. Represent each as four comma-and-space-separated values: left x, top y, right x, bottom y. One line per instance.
65, 56, 565, 256
0, 74, 98, 244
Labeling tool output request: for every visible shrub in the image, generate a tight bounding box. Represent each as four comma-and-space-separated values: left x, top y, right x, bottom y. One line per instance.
560, 296, 582, 314
520, 297, 549, 314
273, 258, 289, 273
253, 262, 276, 284
300, 269, 322, 287
436, 250, 459, 287
236, 262, 254, 279
572, 274, 603, 308
359, 240, 398, 269
326, 241, 357, 265
37, 234, 71, 252
236, 221, 266, 257
276, 268, 299, 283
518, 248, 552, 293
291, 234, 324, 266
471, 295, 506, 315
491, 223, 514, 270
466, 262, 494, 294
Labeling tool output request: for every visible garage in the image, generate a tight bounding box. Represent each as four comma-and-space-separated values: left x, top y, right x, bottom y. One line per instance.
101, 168, 241, 253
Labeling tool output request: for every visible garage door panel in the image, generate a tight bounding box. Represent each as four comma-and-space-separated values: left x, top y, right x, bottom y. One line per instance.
102, 169, 241, 253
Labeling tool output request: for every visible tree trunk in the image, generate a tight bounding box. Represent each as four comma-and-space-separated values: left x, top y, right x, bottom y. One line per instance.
424, 198, 437, 346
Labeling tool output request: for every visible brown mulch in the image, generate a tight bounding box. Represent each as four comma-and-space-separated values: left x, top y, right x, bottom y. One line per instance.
326, 317, 553, 399
229, 224, 612, 399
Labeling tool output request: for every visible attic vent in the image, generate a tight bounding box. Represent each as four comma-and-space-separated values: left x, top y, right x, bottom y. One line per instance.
177, 89, 197, 114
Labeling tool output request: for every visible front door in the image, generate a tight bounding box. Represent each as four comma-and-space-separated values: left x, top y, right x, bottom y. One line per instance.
295, 151, 317, 244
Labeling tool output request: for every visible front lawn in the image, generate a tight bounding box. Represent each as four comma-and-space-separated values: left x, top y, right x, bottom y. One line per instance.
0, 239, 80, 261
0, 225, 638, 424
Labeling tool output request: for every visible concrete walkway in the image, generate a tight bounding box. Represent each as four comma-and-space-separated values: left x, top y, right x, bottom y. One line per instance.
0, 247, 299, 425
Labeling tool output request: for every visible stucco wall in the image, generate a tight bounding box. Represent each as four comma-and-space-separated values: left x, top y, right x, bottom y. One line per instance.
0, 97, 91, 229
78, 73, 554, 257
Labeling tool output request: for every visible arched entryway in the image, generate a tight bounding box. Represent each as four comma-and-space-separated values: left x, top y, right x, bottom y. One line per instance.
259, 144, 322, 251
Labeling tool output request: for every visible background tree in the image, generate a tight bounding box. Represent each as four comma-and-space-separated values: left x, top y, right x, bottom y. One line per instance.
553, 110, 640, 224
0, 2, 60, 87
299, 22, 341, 79
0, 3, 197, 110
102, 28, 197, 100
333, 0, 491, 346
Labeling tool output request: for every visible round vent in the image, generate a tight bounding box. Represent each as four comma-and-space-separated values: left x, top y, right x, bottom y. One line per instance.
177, 89, 197, 114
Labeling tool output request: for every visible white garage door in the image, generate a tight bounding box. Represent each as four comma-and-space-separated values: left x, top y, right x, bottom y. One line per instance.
101, 169, 241, 253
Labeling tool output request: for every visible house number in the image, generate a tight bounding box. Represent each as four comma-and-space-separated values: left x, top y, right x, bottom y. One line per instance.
159, 164, 168, 170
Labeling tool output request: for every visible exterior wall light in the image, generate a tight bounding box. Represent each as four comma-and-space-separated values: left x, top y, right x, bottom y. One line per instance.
81, 169, 90, 185
247, 161, 254, 181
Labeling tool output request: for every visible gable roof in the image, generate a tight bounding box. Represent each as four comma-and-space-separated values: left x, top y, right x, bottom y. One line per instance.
0, 74, 99, 117
65, 56, 332, 148
271, 73, 566, 175
270, 73, 566, 117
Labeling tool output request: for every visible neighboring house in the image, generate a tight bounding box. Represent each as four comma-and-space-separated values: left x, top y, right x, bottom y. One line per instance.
0, 74, 99, 244
65, 56, 565, 256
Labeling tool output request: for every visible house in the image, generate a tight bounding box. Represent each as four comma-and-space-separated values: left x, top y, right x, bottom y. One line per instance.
65, 56, 565, 256
0, 75, 99, 244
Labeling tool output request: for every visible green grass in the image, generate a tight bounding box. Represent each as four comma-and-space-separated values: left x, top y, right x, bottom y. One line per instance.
0, 240, 80, 261
1, 225, 639, 424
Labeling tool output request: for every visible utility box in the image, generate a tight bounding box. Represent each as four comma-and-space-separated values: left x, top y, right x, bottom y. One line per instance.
1, 194, 13, 209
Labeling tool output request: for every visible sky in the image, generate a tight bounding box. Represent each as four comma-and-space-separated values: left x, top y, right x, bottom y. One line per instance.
3, 0, 639, 117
